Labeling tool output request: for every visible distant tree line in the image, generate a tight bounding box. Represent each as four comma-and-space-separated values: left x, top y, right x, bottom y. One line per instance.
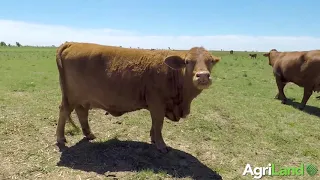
0, 41, 22, 47
0, 41, 59, 48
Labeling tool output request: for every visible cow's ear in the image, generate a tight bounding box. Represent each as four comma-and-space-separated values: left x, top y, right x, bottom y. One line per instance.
214, 57, 221, 63
263, 53, 270, 57
164, 55, 186, 70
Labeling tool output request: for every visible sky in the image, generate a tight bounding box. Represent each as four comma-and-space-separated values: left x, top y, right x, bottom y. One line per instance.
0, 0, 320, 51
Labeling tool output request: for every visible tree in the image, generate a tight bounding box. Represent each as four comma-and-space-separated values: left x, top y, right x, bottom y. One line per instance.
0, 41, 7, 46
16, 42, 22, 47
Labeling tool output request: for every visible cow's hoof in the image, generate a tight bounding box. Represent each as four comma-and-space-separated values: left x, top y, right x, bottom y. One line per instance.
155, 143, 169, 153
281, 99, 287, 104
57, 137, 67, 144
85, 133, 96, 140
158, 147, 169, 153
150, 136, 155, 144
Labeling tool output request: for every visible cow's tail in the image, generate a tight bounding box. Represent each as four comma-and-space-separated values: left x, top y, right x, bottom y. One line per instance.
56, 42, 79, 130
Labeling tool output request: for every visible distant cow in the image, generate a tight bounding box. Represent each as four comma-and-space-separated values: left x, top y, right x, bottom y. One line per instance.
55, 42, 221, 153
230, 50, 234, 54
249, 54, 257, 59
263, 49, 320, 109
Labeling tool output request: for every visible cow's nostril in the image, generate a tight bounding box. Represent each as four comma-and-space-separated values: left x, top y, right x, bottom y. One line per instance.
196, 72, 210, 78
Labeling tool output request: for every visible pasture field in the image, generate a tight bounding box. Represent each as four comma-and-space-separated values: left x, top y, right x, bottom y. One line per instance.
0, 47, 319, 180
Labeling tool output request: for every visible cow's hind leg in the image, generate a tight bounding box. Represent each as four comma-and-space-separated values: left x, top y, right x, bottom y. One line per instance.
56, 102, 73, 144
75, 105, 96, 140
275, 76, 287, 104
299, 87, 313, 110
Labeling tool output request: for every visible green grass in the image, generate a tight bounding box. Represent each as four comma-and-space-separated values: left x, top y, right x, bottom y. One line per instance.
0, 47, 319, 179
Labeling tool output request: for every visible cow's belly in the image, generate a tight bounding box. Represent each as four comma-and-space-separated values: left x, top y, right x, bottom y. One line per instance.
71, 93, 147, 116
66, 77, 148, 114
285, 74, 320, 89
289, 77, 305, 87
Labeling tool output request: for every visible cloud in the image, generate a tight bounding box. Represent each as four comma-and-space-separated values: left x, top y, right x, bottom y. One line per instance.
0, 19, 319, 52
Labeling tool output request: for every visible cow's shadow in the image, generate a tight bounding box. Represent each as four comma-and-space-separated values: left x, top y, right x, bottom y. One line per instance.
284, 98, 320, 117
57, 138, 222, 180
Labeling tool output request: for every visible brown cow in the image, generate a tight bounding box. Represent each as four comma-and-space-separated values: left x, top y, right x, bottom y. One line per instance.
55, 42, 220, 153
263, 49, 320, 109
249, 53, 257, 59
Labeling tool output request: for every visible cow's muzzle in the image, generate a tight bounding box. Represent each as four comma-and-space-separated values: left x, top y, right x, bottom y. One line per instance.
193, 71, 212, 89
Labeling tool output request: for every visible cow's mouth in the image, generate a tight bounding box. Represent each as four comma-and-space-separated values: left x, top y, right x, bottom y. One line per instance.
193, 78, 212, 90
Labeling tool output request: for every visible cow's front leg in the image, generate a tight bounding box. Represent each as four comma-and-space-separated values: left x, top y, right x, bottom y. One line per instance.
150, 112, 167, 153
150, 126, 155, 144
275, 76, 287, 104
299, 87, 313, 110
147, 96, 168, 153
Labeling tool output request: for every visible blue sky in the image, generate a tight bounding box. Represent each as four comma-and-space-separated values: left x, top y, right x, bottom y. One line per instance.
0, 0, 320, 51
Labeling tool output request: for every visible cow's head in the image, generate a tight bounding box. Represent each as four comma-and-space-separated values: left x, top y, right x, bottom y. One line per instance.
164, 47, 220, 90
263, 49, 278, 66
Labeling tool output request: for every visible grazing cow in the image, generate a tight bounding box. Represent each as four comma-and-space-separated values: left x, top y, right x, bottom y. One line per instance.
55, 42, 221, 152
249, 53, 257, 59
230, 50, 234, 54
263, 49, 320, 109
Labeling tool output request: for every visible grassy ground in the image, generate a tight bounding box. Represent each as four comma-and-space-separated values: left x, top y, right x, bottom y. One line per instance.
0, 47, 319, 180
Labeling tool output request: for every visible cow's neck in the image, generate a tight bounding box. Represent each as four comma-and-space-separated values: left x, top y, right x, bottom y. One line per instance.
184, 79, 202, 101
178, 75, 202, 116
166, 69, 202, 119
